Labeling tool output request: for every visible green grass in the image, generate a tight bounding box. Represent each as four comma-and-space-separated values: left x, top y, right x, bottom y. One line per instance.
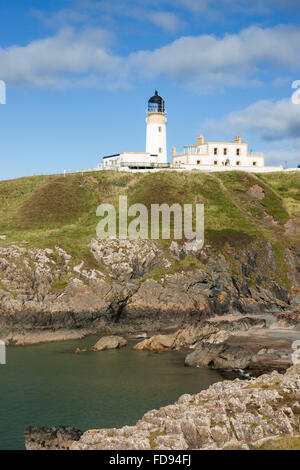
217, 171, 289, 225
143, 255, 209, 283
17, 176, 90, 229
257, 171, 300, 218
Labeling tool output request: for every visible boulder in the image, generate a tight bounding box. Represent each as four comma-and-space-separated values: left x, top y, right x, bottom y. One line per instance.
134, 333, 177, 352
92, 335, 127, 351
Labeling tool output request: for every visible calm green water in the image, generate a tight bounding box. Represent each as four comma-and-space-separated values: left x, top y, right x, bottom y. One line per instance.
0, 336, 239, 450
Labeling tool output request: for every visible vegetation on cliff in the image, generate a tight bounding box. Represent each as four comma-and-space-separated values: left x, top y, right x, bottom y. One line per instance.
0, 170, 298, 290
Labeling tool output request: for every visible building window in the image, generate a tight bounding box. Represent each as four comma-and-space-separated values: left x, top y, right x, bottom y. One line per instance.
197, 160, 201, 164
236, 148, 240, 156
253, 161, 257, 166
158, 126, 162, 132
223, 148, 228, 156
236, 161, 240, 166
214, 148, 218, 155
159, 147, 162, 153
214, 160, 218, 165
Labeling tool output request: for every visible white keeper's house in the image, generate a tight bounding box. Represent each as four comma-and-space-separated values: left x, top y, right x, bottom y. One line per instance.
173, 135, 267, 170
99, 91, 283, 173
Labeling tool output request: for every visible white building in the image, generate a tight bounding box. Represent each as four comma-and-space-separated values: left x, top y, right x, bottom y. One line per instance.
101, 91, 169, 171
100, 93, 283, 173
173, 135, 282, 172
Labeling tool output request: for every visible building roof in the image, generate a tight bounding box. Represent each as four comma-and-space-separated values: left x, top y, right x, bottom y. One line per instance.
148, 90, 165, 113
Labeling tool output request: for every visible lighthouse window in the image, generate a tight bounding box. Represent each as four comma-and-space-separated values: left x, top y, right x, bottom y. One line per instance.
236, 148, 240, 156
148, 102, 159, 112
197, 160, 201, 164
236, 161, 240, 166
214, 148, 218, 155
223, 148, 228, 156
253, 161, 257, 166
159, 147, 162, 153
214, 160, 218, 165
158, 126, 162, 132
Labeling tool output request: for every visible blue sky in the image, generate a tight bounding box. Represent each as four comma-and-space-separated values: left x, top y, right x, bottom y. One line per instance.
0, 0, 300, 180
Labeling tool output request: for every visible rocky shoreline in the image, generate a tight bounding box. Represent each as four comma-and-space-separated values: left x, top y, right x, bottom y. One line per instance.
0, 237, 299, 379
132, 309, 300, 376
0, 238, 298, 345
25, 364, 300, 450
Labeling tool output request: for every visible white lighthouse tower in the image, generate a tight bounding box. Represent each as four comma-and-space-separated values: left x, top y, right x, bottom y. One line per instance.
146, 91, 167, 164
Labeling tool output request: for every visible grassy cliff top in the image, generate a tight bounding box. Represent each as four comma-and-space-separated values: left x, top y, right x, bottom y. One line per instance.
0, 170, 299, 266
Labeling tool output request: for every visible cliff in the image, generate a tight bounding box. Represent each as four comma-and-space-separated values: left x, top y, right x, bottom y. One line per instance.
0, 170, 299, 343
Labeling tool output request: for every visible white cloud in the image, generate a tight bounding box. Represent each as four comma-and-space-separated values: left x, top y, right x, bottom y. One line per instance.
264, 145, 300, 168
128, 25, 300, 91
1, 25, 300, 91
30, 8, 90, 27
32, 3, 183, 33
147, 12, 182, 33
207, 98, 300, 141
37, 0, 299, 31
0, 28, 126, 89
173, 0, 298, 16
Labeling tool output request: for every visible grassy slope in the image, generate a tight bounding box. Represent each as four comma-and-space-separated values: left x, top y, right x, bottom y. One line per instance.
0, 170, 299, 285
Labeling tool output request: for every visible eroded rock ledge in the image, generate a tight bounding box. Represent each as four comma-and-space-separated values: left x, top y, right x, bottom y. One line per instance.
133, 313, 300, 376
0, 238, 298, 345
25, 365, 300, 450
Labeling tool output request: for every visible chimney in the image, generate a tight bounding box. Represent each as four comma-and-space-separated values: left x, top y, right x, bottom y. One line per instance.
235, 136, 242, 144
172, 147, 176, 159
197, 134, 204, 146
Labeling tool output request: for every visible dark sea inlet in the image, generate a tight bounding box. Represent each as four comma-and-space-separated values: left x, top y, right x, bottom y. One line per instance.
0, 336, 239, 450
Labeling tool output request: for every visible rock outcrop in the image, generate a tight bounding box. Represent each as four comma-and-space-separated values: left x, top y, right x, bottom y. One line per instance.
90, 238, 170, 282
76, 335, 127, 353
184, 327, 299, 376
134, 315, 267, 352
92, 335, 127, 350
0, 238, 298, 345
134, 333, 177, 352
133, 314, 300, 376
25, 365, 299, 450
24, 426, 83, 450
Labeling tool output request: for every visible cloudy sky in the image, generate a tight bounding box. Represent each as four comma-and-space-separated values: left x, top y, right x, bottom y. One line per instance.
0, 0, 300, 178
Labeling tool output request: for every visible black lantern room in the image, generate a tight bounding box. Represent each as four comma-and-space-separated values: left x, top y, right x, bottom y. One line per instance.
148, 90, 165, 113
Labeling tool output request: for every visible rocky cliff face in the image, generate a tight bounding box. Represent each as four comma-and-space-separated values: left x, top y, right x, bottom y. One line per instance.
25, 365, 300, 450
0, 238, 298, 344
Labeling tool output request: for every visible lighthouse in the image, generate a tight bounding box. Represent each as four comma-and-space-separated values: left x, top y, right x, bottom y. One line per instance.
146, 91, 167, 164
101, 91, 169, 170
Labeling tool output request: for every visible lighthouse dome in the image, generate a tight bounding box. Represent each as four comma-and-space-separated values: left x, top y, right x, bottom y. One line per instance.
148, 90, 165, 113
